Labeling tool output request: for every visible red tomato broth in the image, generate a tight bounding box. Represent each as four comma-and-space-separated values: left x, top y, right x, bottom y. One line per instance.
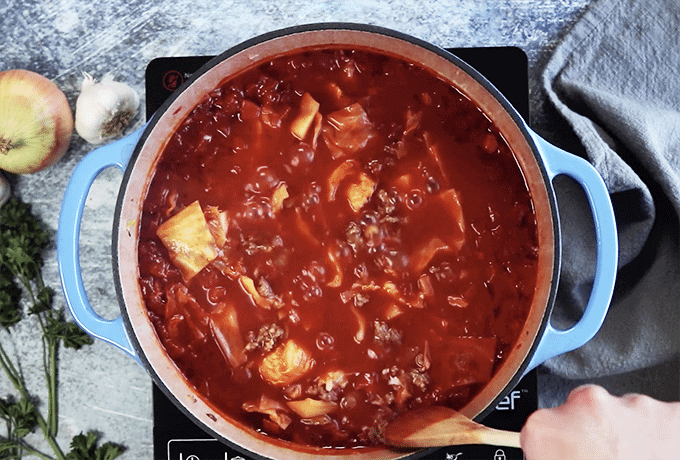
137, 48, 538, 449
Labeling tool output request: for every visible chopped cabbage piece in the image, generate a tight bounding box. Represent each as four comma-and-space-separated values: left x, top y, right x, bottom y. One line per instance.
350, 304, 367, 343
164, 284, 207, 343
418, 274, 435, 299
422, 131, 449, 187
327, 159, 376, 212
317, 370, 348, 392
326, 247, 343, 287
210, 303, 247, 368
347, 172, 376, 213
411, 237, 450, 275
291, 92, 320, 140
156, 201, 218, 281
261, 102, 290, 128
259, 340, 315, 386
239, 275, 283, 310
404, 109, 423, 136
311, 112, 323, 149
286, 398, 338, 418
271, 183, 289, 213
243, 395, 292, 430
294, 208, 321, 247
385, 303, 404, 320
437, 188, 465, 250
322, 103, 374, 159
327, 159, 357, 202
324, 82, 350, 107
203, 205, 228, 248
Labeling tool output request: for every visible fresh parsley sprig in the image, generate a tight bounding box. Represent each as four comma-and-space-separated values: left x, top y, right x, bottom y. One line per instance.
65, 432, 124, 460
0, 196, 124, 460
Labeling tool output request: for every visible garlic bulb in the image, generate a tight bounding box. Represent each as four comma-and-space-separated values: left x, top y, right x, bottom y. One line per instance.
75, 72, 139, 144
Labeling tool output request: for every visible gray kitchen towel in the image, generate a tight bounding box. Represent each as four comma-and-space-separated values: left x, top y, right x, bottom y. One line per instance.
541, 0, 680, 379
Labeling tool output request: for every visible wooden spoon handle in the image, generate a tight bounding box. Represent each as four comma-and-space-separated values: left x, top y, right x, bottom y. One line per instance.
387, 419, 522, 448
383, 406, 522, 448
471, 426, 521, 448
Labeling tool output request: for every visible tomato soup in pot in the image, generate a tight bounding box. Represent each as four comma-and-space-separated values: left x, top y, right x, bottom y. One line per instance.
136, 47, 540, 449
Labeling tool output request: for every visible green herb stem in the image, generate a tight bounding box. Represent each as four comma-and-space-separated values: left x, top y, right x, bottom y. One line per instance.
0, 341, 65, 460
0, 197, 119, 460
46, 337, 58, 438
0, 341, 22, 390
0, 438, 55, 460
21, 444, 53, 460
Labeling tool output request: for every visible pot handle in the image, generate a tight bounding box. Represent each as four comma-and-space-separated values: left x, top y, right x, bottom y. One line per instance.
523, 129, 618, 374
57, 125, 148, 365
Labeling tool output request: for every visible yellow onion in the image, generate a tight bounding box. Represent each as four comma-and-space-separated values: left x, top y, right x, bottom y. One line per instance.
0, 69, 73, 174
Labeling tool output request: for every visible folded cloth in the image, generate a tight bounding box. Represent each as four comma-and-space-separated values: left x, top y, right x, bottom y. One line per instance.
541, 0, 680, 379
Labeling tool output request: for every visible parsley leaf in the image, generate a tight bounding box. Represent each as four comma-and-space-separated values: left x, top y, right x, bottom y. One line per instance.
66, 431, 125, 460
0, 198, 50, 281
28, 285, 54, 315
0, 272, 21, 328
44, 312, 94, 350
0, 396, 38, 438
0, 196, 123, 459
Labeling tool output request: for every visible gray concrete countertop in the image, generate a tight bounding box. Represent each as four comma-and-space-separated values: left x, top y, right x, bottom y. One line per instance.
5, 1, 672, 458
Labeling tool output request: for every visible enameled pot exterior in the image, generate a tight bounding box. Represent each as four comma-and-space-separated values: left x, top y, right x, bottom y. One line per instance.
58, 24, 618, 460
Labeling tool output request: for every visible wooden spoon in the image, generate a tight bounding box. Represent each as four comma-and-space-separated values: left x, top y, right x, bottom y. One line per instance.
383, 406, 521, 449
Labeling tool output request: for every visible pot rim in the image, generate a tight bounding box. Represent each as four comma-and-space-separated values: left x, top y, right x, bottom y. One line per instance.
112, 22, 560, 459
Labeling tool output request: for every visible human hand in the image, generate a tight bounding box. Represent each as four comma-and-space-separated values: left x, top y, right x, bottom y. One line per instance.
520, 384, 680, 460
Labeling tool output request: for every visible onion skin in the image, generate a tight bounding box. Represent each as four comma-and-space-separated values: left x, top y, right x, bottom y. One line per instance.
0, 69, 73, 174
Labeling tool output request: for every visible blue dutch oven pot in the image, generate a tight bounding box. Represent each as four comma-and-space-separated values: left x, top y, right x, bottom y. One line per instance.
57, 24, 618, 460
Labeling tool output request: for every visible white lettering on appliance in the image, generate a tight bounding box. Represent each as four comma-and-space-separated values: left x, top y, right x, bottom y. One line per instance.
495, 390, 521, 411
